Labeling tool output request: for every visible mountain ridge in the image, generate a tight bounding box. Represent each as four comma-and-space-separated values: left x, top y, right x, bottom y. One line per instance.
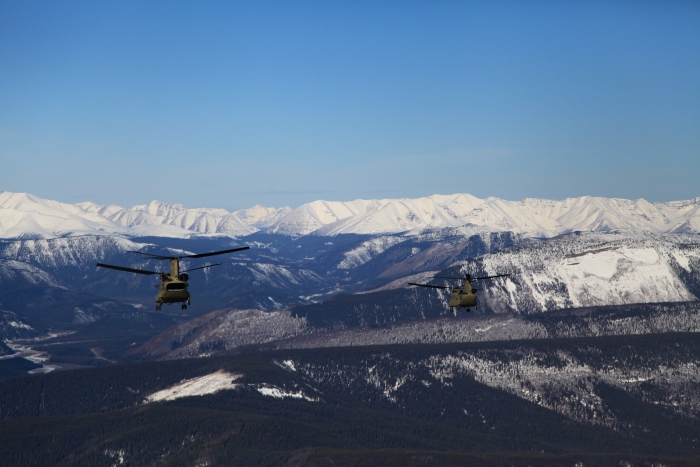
0, 191, 290, 239
267, 194, 700, 237
3, 191, 700, 240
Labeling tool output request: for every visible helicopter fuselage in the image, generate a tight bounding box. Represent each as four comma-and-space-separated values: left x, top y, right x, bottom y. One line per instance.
448, 287, 477, 309
156, 279, 190, 305
155, 259, 191, 309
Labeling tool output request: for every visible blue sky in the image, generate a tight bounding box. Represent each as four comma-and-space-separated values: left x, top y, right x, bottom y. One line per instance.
1, 1, 698, 210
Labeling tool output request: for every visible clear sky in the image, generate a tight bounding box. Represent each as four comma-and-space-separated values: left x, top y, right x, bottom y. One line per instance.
1, 1, 699, 211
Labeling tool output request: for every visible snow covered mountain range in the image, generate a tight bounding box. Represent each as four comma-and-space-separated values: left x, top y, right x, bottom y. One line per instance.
1, 191, 699, 239
267, 194, 700, 237
0, 191, 290, 239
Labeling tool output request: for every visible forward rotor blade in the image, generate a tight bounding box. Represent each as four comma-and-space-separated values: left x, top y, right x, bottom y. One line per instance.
183, 246, 250, 259
472, 274, 511, 281
183, 263, 222, 273
96, 263, 160, 275
127, 250, 171, 260
408, 283, 450, 290
432, 276, 464, 280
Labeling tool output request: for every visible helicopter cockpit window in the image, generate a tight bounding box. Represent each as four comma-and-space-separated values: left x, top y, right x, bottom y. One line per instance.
166, 283, 187, 291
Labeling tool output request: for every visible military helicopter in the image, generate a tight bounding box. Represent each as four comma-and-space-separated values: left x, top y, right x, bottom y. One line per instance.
96, 246, 249, 310
409, 272, 510, 315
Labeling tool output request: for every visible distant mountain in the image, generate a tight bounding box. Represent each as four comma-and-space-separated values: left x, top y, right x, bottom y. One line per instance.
266, 193, 700, 236
0, 191, 290, 239
233, 204, 293, 229
2, 191, 700, 239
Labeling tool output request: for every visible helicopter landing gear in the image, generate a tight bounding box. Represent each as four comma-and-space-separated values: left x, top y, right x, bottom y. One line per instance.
187, 298, 191, 305
181, 304, 187, 310
450, 307, 456, 316
156, 303, 162, 311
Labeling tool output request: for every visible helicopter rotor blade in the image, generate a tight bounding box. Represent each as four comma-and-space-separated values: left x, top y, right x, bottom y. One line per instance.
431, 276, 464, 280
408, 283, 450, 290
182, 246, 250, 259
183, 263, 222, 273
472, 274, 511, 281
96, 263, 161, 275
126, 250, 172, 260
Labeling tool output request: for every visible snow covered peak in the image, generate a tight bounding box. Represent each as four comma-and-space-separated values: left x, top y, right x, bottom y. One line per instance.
233, 205, 293, 229
265, 193, 700, 237
0, 191, 287, 239
264, 199, 372, 235
0, 191, 128, 239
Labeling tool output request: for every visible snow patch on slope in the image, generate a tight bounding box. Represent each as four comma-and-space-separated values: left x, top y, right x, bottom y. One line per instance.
256, 384, 318, 401
0, 259, 67, 289
144, 371, 242, 402
337, 236, 408, 269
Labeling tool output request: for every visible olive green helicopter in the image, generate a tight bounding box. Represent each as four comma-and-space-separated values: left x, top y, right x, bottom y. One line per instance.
409, 272, 510, 315
96, 246, 249, 310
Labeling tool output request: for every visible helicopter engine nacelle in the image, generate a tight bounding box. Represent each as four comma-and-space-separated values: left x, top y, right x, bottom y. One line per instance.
179, 273, 189, 282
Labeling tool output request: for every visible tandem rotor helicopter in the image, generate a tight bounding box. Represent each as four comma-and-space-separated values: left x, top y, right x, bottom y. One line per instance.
96, 246, 249, 310
409, 272, 510, 315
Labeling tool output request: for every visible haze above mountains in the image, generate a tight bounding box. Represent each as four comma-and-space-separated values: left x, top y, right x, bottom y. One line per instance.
1, 191, 699, 240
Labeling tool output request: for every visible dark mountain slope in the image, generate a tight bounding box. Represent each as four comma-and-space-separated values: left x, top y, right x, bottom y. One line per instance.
0, 334, 699, 465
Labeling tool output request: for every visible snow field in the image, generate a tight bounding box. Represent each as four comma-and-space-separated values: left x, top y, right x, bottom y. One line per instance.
144, 371, 243, 402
